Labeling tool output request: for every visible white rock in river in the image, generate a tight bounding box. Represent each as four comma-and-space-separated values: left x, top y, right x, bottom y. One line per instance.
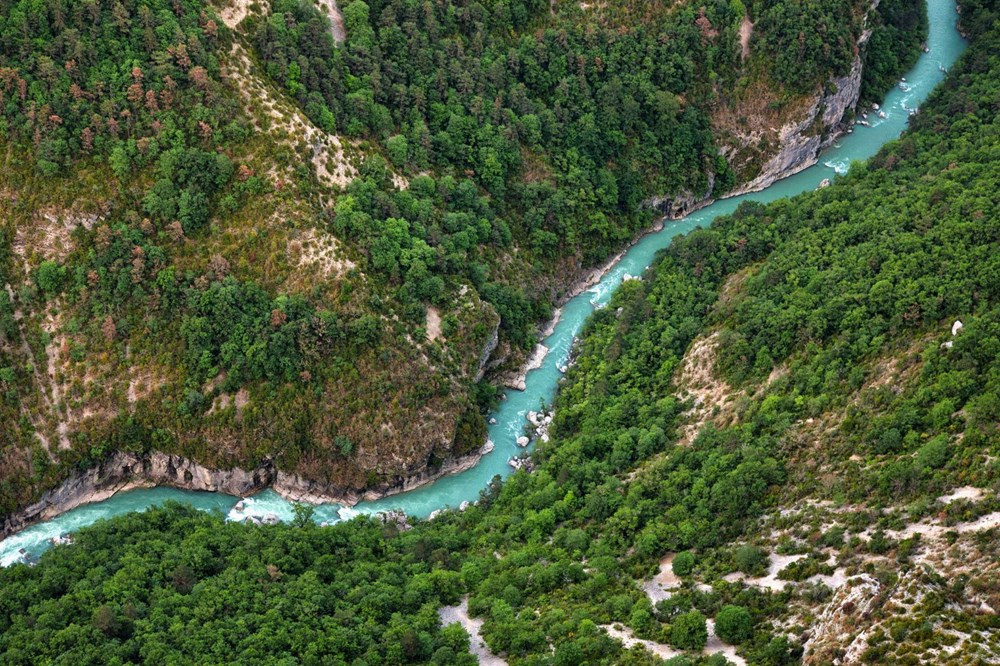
428, 509, 442, 521
489, 417, 497, 425
234, 500, 245, 512
459, 501, 470, 511
481, 439, 495, 454
263, 513, 280, 525
516, 436, 530, 447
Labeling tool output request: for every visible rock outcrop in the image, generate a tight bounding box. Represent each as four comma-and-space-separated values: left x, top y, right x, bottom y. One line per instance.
475, 322, 500, 381
0, 452, 272, 538
644, 172, 716, 220
728, 29, 872, 197
0, 441, 495, 539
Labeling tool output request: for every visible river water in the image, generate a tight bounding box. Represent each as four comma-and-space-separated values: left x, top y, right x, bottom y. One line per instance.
0, 0, 967, 566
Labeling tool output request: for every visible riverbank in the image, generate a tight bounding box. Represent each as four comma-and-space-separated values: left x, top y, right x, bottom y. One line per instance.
0, 0, 965, 555
502, 104, 861, 393
0, 443, 491, 540
0, 74, 902, 541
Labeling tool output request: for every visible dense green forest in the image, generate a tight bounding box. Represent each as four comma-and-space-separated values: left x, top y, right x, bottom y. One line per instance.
2, 0, 997, 663
0, 0, 928, 519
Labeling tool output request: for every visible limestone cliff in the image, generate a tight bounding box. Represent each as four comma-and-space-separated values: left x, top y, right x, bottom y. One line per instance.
0, 444, 492, 539
727, 42, 868, 197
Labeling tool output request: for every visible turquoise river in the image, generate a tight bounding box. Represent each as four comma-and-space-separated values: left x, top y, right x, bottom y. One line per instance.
0, 0, 968, 566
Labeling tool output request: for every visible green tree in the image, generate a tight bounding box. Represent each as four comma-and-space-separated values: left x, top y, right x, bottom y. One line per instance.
715, 605, 753, 645
35, 261, 65, 296
670, 610, 707, 650
672, 551, 696, 577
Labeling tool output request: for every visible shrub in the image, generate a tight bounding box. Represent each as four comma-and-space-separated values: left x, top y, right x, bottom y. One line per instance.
670, 610, 707, 650
715, 605, 753, 644
733, 545, 768, 575
672, 551, 696, 577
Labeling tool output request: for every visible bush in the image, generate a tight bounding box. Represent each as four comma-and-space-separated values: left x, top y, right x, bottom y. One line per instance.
733, 545, 768, 575
715, 605, 753, 644
35, 261, 66, 296
672, 551, 696, 577
916, 435, 949, 470
670, 610, 707, 650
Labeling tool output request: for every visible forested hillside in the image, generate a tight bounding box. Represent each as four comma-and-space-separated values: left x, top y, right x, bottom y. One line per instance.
0, 0, 926, 517
2, 0, 997, 663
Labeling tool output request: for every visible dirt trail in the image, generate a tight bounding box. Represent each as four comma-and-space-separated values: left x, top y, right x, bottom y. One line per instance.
642, 552, 682, 602
314, 0, 347, 42
227, 43, 356, 188
739, 15, 754, 61
438, 598, 506, 665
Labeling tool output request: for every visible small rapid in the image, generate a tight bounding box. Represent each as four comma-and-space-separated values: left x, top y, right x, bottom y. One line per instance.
0, 0, 967, 566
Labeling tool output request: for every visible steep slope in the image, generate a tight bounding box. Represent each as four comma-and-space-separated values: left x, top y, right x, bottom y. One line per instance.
0, 0, 925, 523
1, 1, 995, 665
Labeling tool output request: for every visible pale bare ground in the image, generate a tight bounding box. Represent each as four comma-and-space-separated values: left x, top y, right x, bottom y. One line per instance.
887, 510, 1000, 542
313, 0, 347, 42
126, 367, 166, 406
675, 331, 739, 446
40, 308, 72, 450
207, 388, 249, 419
218, 0, 252, 29
604, 621, 746, 664
226, 43, 356, 189
739, 494, 1000, 664
11, 209, 97, 274
426, 307, 443, 342
807, 561, 999, 664
288, 229, 356, 285
642, 552, 682, 602
723, 552, 808, 592
6, 297, 66, 455
705, 618, 746, 666
602, 625, 681, 661
803, 573, 883, 663
438, 597, 507, 666
938, 485, 984, 504
739, 15, 754, 61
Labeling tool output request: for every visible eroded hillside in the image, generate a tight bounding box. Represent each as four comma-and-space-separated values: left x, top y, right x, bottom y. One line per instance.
0, 0, 925, 521
1, 1, 997, 664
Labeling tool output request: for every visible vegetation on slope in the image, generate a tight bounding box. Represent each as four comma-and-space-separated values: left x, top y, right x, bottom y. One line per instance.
3, 1, 995, 664
0, 0, 925, 513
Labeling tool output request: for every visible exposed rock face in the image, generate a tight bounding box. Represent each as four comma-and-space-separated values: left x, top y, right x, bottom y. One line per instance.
0, 444, 493, 539
645, 171, 716, 220
728, 27, 872, 197
729, 51, 865, 196
803, 573, 884, 664
502, 343, 548, 391
0, 452, 272, 538
475, 322, 500, 381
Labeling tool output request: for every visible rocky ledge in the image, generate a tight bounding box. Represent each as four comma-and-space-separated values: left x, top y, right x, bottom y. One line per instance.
0, 443, 493, 540
728, 30, 872, 197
